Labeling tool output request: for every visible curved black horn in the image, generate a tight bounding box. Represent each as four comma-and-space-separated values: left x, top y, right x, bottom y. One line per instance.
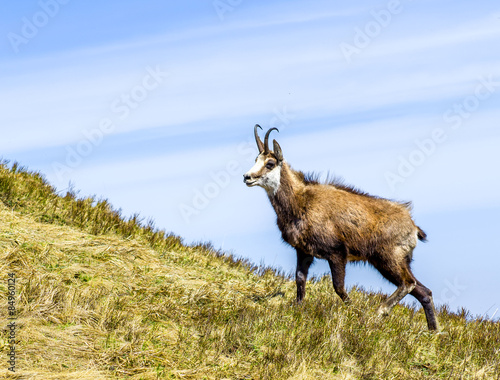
264, 127, 279, 153
254, 124, 264, 153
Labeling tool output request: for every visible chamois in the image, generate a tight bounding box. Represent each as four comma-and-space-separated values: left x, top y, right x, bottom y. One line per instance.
243, 125, 439, 331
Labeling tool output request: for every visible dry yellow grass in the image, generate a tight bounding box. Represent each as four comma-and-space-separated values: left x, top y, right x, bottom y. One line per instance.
0, 202, 290, 379
0, 161, 499, 379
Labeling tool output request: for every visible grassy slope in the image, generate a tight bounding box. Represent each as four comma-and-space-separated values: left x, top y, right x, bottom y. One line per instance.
0, 162, 499, 379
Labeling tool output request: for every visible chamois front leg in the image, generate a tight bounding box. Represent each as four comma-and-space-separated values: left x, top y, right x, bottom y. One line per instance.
296, 249, 314, 303
328, 255, 350, 303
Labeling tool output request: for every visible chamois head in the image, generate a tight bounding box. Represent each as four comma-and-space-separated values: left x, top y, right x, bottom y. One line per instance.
243, 125, 283, 195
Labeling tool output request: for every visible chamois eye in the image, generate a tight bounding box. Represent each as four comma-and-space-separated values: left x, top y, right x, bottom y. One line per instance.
266, 161, 275, 169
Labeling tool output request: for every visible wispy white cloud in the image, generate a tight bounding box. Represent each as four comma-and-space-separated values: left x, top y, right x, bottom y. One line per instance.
363, 13, 500, 58
3, 6, 500, 156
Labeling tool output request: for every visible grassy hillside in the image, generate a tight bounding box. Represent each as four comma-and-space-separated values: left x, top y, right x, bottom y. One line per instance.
0, 161, 499, 379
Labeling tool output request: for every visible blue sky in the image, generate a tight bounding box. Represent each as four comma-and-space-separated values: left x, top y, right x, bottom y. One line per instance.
2, 0, 500, 319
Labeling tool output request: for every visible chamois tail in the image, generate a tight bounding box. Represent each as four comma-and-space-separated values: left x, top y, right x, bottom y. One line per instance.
417, 227, 427, 242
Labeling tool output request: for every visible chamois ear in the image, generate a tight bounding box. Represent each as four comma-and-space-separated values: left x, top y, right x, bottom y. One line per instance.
273, 139, 283, 161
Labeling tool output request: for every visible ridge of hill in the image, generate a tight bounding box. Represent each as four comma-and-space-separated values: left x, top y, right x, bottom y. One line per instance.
0, 161, 499, 379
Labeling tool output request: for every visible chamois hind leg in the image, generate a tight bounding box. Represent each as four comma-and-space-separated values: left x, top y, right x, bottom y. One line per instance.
296, 249, 314, 303
411, 281, 440, 331
328, 254, 350, 303
371, 249, 417, 317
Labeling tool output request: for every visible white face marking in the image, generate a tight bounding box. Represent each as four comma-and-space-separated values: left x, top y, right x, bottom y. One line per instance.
246, 155, 266, 179
244, 155, 282, 196
263, 164, 281, 195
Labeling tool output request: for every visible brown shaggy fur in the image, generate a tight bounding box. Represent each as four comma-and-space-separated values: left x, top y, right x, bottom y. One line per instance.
244, 127, 439, 331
